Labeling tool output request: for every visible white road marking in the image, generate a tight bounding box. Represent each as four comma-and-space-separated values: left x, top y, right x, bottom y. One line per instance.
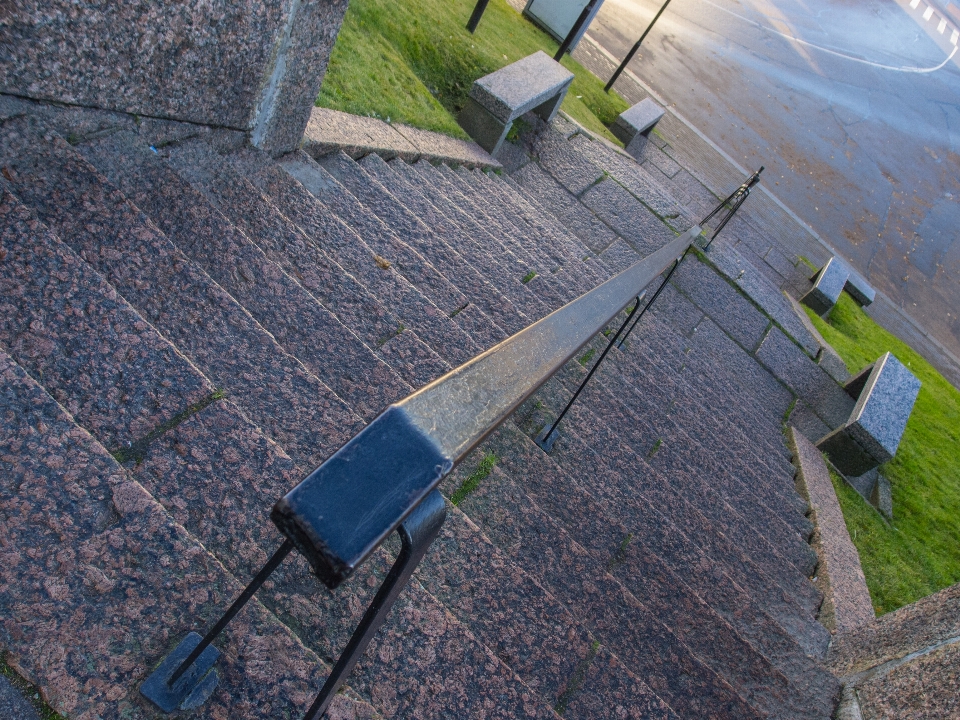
699, 0, 959, 73
923, 6, 934, 20
910, 0, 921, 7
952, 30, 959, 45
938, 18, 947, 33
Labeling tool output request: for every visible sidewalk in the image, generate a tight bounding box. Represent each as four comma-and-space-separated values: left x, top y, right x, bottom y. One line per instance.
564, 30, 960, 389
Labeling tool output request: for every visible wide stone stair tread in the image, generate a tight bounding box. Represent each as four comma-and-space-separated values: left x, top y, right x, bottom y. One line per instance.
0, 187, 213, 452
438, 162, 581, 301
352, 152, 555, 323
566, 132, 689, 225
160, 136, 449, 391
449, 463, 765, 720
451, 162, 601, 299
0, 117, 363, 472
0, 349, 380, 720
125, 368, 558, 720
415, 502, 679, 719
284, 150, 525, 346
544, 344, 820, 584
280, 150, 505, 347
467, 167, 610, 287
597, 309, 815, 537
512, 161, 620, 253
315, 150, 530, 336
494, 169, 615, 278
77, 129, 423, 420
229, 147, 482, 369
447, 423, 837, 720
364, 153, 568, 312
518, 367, 822, 627
320, 153, 547, 332
483, 421, 835, 688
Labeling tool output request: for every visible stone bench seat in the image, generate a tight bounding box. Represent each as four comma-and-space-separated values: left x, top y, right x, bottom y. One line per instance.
611, 98, 665, 156
802, 256, 876, 315
458, 50, 574, 155
817, 352, 921, 476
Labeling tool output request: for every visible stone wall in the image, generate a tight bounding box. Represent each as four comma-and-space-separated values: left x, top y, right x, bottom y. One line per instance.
828, 582, 960, 718
0, 0, 348, 154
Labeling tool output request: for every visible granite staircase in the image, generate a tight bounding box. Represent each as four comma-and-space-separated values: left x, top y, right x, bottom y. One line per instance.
1, 101, 842, 719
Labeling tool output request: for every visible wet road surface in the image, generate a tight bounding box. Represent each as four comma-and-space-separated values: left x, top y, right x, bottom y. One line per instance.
586, 0, 960, 357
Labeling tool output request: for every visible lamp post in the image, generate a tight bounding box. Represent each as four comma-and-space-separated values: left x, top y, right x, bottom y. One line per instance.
604, 0, 674, 92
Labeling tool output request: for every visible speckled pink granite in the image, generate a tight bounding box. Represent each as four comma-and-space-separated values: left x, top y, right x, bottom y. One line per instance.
791, 428, 875, 633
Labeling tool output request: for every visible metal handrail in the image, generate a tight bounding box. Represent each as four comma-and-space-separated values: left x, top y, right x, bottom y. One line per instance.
141, 224, 701, 718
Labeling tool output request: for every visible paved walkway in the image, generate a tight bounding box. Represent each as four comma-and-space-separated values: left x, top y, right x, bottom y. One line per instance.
564, 32, 960, 389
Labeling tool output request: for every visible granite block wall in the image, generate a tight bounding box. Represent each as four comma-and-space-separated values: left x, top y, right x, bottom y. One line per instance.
0, 0, 347, 153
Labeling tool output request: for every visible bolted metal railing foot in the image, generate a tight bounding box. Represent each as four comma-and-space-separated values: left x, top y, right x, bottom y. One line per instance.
140, 539, 294, 712
303, 490, 447, 720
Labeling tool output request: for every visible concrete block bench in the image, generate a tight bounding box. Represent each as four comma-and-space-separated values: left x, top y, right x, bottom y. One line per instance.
802, 257, 876, 315
816, 352, 921, 476
611, 98, 665, 156
458, 51, 574, 156
802, 256, 849, 316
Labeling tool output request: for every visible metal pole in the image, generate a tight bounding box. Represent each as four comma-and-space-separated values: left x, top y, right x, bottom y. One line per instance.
168, 540, 294, 685
554, 0, 601, 61
604, 0, 674, 92
466, 0, 491, 33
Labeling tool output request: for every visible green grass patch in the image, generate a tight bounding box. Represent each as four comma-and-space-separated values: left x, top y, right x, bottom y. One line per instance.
317, 0, 630, 145
521, 270, 537, 284
804, 293, 960, 613
451, 452, 498, 505
577, 347, 596, 366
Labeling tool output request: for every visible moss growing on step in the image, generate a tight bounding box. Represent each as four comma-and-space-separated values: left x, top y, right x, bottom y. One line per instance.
798, 255, 818, 272
450, 303, 468, 318
521, 270, 537, 284
606, 533, 634, 571
112, 389, 226, 465
451, 452, 498, 506
647, 438, 663, 458
553, 640, 601, 715
577, 348, 596, 366
2, 652, 67, 720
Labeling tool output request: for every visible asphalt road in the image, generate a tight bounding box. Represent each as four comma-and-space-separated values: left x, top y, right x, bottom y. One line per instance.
585, 0, 960, 358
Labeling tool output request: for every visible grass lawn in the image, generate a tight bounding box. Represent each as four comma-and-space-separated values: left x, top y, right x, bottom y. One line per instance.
317, 0, 630, 145
804, 294, 960, 614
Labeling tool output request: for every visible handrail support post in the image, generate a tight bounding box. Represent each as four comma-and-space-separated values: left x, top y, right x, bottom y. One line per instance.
303, 490, 447, 720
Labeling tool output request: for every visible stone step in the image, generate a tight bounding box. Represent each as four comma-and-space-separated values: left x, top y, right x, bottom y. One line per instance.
229, 147, 482, 370
126, 370, 559, 720
1, 125, 568, 719
502, 396, 833, 717
515, 370, 823, 628
76, 129, 421, 421
360, 155, 571, 314
278, 151, 508, 353
484, 421, 836, 692
349, 153, 555, 323
160, 135, 449, 391
494, 170, 615, 279
446, 435, 838, 720
434, 162, 581, 301
448, 464, 765, 720
465, 167, 608, 287
0, 116, 362, 473
597, 315, 817, 545
565, 356, 820, 592
319, 153, 546, 334
315, 150, 530, 336
0, 348, 381, 720
512, 161, 620, 254
416, 502, 679, 719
